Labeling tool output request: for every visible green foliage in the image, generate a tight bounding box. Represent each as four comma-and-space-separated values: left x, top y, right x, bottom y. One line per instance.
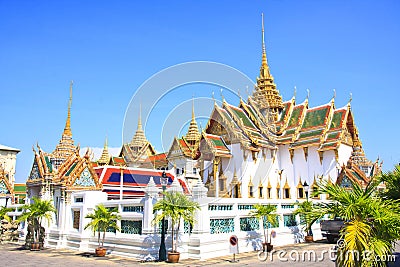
315, 178, 400, 267
0, 206, 12, 222
248, 204, 278, 244
153, 192, 200, 252
379, 165, 400, 200
18, 196, 56, 243
293, 200, 323, 236
84, 204, 121, 248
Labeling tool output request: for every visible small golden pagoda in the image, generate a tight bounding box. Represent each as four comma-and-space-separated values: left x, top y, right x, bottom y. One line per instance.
97, 137, 111, 166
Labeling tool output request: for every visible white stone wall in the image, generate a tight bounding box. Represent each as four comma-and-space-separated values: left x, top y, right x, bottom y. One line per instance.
0, 149, 18, 184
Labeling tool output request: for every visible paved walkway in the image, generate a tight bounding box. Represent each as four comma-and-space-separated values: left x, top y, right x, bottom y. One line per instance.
0, 241, 398, 267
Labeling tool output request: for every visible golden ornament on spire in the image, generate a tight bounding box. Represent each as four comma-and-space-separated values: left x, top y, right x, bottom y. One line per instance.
261, 13, 270, 77
131, 104, 148, 147
98, 136, 111, 165
51, 81, 76, 163
186, 98, 201, 144
64, 80, 73, 137
252, 13, 283, 120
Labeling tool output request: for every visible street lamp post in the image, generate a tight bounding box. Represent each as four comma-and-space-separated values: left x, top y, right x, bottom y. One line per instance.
159, 171, 168, 261
302, 181, 311, 236
303, 181, 309, 201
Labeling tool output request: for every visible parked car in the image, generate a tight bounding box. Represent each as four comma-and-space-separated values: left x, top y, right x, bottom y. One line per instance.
320, 218, 344, 243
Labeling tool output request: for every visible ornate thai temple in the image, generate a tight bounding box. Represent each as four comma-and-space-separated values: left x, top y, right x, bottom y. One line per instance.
21, 15, 381, 260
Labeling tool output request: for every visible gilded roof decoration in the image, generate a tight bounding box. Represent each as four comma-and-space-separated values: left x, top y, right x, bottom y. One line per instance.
97, 137, 111, 166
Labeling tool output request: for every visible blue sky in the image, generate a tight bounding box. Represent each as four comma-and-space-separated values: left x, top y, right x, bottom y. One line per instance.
0, 0, 399, 183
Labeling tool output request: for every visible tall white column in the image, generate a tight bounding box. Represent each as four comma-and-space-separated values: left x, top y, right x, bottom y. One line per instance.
142, 177, 158, 234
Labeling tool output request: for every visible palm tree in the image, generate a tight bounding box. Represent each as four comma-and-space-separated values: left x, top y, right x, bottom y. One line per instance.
379, 165, 400, 200
293, 200, 322, 238
0, 206, 12, 222
84, 204, 121, 249
316, 178, 400, 267
19, 196, 56, 245
153, 192, 200, 255
248, 204, 278, 247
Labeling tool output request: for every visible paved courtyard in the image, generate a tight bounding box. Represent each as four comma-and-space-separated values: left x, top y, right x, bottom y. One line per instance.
1, 241, 399, 267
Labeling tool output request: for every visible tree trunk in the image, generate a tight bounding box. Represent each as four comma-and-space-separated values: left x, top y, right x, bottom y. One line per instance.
262, 218, 267, 244
171, 220, 175, 252
98, 231, 101, 247
102, 230, 106, 247
176, 217, 181, 253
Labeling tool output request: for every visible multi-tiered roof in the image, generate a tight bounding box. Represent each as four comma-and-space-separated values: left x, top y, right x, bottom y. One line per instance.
27, 82, 101, 191
203, 14, 375, 178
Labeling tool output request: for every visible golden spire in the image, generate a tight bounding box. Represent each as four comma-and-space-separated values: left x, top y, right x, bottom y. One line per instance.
261, 13, 270, 77
98, 136, 111, 165
252, 13, 283, 119
51, 81, 76, 163
186, 98, 201, 144
131, 104, 148, 147
63, 80, 73, 137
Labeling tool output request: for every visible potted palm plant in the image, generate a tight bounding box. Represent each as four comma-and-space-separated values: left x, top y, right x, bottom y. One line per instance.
249, 204, 278, 252
84, 204, 121, 257
153, 192, 200, 263
293, 200, 320, 242
18, 196, 56, 250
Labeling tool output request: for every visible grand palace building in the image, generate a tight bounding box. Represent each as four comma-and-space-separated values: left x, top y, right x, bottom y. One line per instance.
17, 17, 381, 260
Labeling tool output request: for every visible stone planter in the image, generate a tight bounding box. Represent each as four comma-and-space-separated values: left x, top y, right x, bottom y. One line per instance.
263, 242, 273, 252
167, 252, 180, 263
95, 247, 107, 257
30, 242, 40, 251
305, 235, 314, 242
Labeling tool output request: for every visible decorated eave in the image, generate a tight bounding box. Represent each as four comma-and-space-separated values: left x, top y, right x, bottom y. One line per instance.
55, 149, 102, 190
97, 166, 189, 197
200, 132, 231, 158
336, 159, 370, 188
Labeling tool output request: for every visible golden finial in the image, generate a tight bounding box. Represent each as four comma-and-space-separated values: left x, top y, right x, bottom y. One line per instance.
212, 91, 215, 104
306, 89, 310, 100
62, 80, 73, 137
245, 85, 250, 96
293, 86, 297, 99
138, 103, 142, 130
261, 13, 267, 68
348, 92, 353, 105
332, 89, 336, 100
192, 96, 195, 120
220, 88, 224, 101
